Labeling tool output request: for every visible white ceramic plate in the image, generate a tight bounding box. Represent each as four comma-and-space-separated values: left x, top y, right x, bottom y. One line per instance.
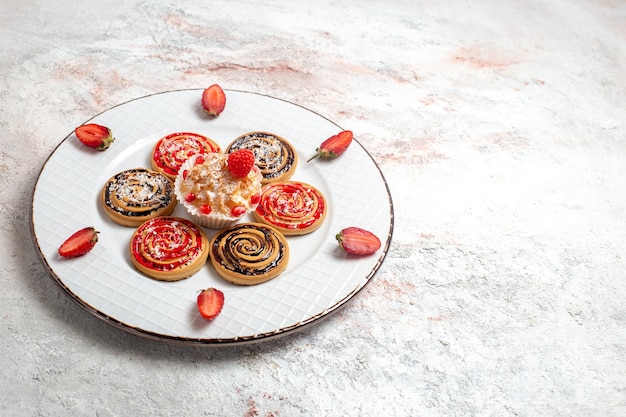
30, 89, 394, 345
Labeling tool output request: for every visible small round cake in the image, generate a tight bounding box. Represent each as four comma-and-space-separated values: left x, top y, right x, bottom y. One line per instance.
151, 132, 221, 179
101, 168, 177, 227
174, 152, 262, 229
129, 217, 209, 281
252, 181, 327, 235
209, 222, 289, 285
226, 131, 297, 184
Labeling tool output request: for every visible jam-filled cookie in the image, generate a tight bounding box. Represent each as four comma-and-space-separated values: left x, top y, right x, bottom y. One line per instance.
151, 132, 221, 179
226, 131, 297, 184
209, 223, 289, 285
252, 181, 327, 235
130, 217, 209, 281
101, 168, 177, 227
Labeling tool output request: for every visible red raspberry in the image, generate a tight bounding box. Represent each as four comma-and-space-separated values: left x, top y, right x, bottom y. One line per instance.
227, 149, 255, 178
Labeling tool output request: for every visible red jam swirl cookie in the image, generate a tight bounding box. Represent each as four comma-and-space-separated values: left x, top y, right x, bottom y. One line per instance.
209, 223, 289, 285
151, 132, 221, 179
226, 131, 297, 184
130, 217, 209, 281
252, 181, 327, 235
101, 168, 177, 227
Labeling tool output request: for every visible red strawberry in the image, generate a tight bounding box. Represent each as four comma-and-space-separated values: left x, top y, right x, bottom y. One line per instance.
307, 130, 353, 162
201, 84, 226, 116
75, 123, 114, 151
58, 227, 99, 258
336, 227, 381, 255
231, 206, 246, 217
227, 149, 255, 178
197, 287, 224, 320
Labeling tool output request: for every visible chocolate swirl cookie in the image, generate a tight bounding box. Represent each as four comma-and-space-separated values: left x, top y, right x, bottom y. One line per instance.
101, 168, 177, 227
209, 222, 289, 285
226, 131, 297, 184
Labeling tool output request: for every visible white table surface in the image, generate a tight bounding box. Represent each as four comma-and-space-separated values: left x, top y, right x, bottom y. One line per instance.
1, 0, 625, 416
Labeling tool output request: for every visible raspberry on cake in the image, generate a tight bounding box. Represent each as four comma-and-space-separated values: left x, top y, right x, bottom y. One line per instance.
227, 149, 255, 178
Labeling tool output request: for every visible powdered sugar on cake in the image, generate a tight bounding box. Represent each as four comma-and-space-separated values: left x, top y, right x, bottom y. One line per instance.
174, 153, 262, 228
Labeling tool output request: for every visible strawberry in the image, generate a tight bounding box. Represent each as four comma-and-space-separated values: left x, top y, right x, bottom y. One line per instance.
227, 149, 255, 178
201, 84, 226, 116
75, 123, 114, 151
58, 227, 99, 258
307, 130, 353, 162
336, 227, 381, 255
197, 287, 224, 320
231, 206, 246, 217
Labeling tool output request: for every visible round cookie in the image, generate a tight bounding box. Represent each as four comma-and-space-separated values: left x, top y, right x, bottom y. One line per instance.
252, 181, 327, 235
226, 131, 297, 184
101, 168, 177, 227
151, 132, 221, 179
130, 217, 209, 282
209, 222, 289, 285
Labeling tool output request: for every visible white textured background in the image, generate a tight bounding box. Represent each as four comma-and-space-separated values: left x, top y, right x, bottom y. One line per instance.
2, 0, 625, 416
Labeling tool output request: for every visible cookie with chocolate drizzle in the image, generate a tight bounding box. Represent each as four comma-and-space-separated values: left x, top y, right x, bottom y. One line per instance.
101, 168, 177, 227
226, 131, 297, 184
209, 222, 289, 285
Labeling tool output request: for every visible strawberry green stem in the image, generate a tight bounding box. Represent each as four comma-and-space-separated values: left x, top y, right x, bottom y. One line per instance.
307, 152, 322, 162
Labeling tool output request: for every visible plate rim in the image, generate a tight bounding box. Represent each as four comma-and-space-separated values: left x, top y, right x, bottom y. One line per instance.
29, 88, 395, 346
